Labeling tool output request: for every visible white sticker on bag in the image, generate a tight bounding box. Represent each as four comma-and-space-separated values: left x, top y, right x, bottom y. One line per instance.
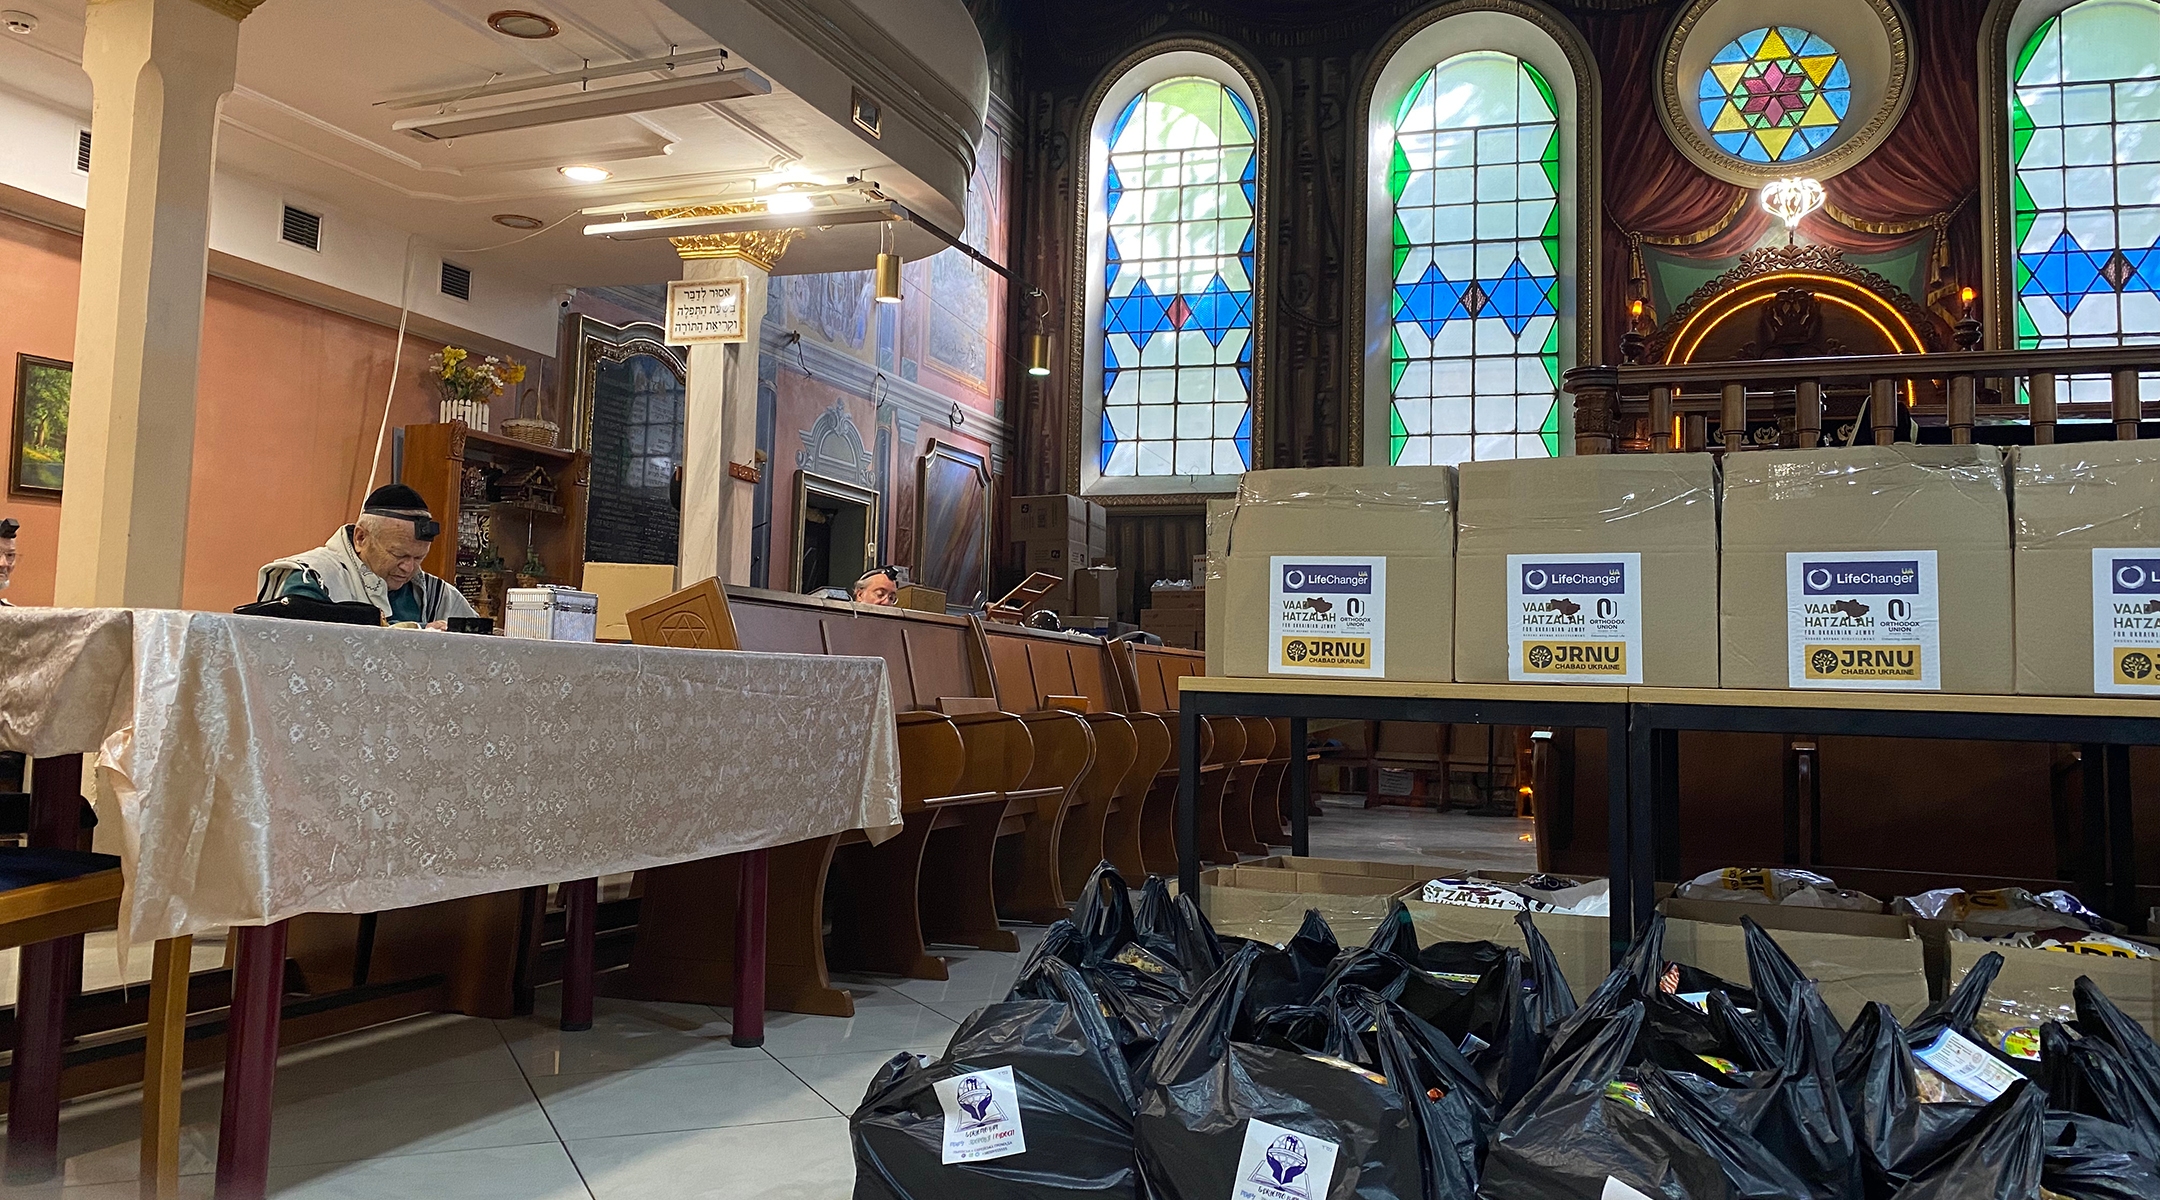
1603, 1178, 1657, 1200
1786, 551, 1940, 690
1913, 1029, 2022, 1102
1269, 556, 1386, 677
1230, 1118, 1340, 1200
1507, 553, 1643, 683
2091, 549, 2160, 694
934, 1066, 1027, 1165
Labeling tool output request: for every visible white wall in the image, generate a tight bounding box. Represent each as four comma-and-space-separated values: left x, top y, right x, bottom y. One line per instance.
0, 87, 559, 354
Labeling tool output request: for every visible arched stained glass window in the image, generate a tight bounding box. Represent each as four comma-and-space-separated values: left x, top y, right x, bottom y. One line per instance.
2011, 0, 2160, 399
1388, 51, 1562, 466
1097, 76, 1258, 478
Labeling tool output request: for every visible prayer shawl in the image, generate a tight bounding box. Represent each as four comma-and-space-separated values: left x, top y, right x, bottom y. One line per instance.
256, 527, 476, 624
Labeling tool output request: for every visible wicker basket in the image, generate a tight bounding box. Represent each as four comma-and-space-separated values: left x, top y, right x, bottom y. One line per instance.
500, 417, 560, 447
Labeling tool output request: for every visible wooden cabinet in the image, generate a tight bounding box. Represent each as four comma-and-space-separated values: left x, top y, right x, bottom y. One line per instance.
402, 422, 589, 622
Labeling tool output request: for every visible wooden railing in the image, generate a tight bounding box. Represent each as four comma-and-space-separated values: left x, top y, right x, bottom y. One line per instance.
1562, 345, 2160, 454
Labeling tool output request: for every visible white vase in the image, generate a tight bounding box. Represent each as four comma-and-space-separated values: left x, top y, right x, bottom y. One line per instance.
439, 396, 491, 432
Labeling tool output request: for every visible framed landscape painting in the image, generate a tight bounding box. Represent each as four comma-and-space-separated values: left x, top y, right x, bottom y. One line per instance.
10, 354, 70, 498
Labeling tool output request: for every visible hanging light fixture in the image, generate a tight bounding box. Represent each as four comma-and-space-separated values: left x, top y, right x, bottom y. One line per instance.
875, 220, 903, 304
1758, 177, 1826, 231
1026, 332, 1051, 377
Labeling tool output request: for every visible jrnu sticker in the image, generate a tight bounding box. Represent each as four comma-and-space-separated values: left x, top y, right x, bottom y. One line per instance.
1507, 554, 1642, 683
1269, 557, 1386, 677
2091, 550, 2160, 694
1229, 1119, 1340, 1200
934, 1066, 1026, 1165
1786, 551, 1940, 690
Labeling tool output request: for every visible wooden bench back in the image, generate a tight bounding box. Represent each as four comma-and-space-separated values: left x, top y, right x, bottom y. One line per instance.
1116, 641, 1208, 713
976, 623, 1123, 714
726, 587, 989, 712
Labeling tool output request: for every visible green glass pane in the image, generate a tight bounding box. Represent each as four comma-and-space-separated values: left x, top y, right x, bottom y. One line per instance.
1540, 402, 1560, 457
1390, 406, 1409, 465
2012, 176, 2037, 248
2010, 91, 2034, 162
1394, 69, 1433, 130
1541, 322, 1561, 361
1390, 140, 1412, 202
1524, 60, 1558, 127
2014, 16, 2056, 83
1392, 214, 1411, 277
1391, 328, 1408, 391
1537, 126, 1559, 194
2016, 299, 2040, 351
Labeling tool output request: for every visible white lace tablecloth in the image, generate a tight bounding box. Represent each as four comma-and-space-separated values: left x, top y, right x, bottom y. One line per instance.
0, 608, 902, 942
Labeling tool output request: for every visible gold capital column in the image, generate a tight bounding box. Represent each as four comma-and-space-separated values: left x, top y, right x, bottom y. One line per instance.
55, 0, 260, 607
666, 210, 792, 586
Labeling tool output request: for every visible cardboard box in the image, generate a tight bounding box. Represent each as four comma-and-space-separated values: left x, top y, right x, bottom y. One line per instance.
582, 562, 678, 642
1397, 870, 1616, 1002
2011, 442, 2160, 696
1071, 565, 1121, 619
1214, 466, 1458, 682
1943, 934, 2160, 1037
1024, 537, 1093, 577
1013, 495, 1106, 547
1147, 586, 1205, 611
1206, 499, 1232, 675
1660, 897, 1931, 1025
1198, 858, 1434, 945
1720, 445, 2012, 693
1455, 454, 1720, 686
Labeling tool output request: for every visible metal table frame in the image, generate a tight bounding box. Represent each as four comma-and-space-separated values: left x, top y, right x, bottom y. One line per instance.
1630, 689, 2160, 935
1176, 680, 1635, 958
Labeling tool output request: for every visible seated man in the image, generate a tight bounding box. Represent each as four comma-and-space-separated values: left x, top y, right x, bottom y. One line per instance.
851, 566, 901, 606
256, 484, 476, 627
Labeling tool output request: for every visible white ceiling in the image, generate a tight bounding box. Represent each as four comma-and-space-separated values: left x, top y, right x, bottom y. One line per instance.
0, 0, 989, 286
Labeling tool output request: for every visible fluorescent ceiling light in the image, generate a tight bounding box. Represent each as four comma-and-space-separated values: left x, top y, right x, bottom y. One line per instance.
392, 68, 770, 140
559, 165, 612, 182
765, 191, 816, 214
380, 48, 731, 111
582, 200, 902, 242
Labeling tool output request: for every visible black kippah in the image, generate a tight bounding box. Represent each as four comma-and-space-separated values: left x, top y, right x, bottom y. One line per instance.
0, 518, 17, 539
363, 483, 430, 514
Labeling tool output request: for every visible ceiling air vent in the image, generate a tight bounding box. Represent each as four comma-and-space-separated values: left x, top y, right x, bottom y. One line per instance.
279, 205, 322, 252
74, 129, 91, 174
440, 260, 472, 301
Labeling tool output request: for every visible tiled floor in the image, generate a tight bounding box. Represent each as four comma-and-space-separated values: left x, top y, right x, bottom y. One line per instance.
0, 929, 1044, 1200
0, 805, 1530, 1200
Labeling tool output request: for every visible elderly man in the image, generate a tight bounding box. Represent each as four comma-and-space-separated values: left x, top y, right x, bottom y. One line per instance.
257, 484, 476, 627
0, 517, 17, 605
851, 566, 901, 606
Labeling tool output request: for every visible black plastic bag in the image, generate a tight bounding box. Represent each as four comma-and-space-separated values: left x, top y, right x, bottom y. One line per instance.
1749, 979, 1860, 1200
1364, 989, 1495, 1197
2070, 975, 2160, 1148
1136, 944, 1424, 1200
1517, 910, 1580, 1034
853, 958, 1140, 1199
1883, 1078, 2041, 1200
2040, 1111, 2160, 1200
1833, 1001, 1991, 1198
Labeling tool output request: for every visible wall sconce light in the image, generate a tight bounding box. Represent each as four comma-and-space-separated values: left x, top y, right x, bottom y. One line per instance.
1026, 333, 1051, 377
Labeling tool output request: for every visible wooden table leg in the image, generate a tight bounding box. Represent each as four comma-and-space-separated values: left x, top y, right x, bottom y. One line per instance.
730, 849, 768, 1048
6, 752, 89, 1184
5, 937, 70, 1183
140, 935, 193, 1200
559, 878, 598, 1032
215, 921, 288, 1200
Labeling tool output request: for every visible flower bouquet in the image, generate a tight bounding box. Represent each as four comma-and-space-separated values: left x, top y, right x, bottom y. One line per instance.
430, 346, 526, 432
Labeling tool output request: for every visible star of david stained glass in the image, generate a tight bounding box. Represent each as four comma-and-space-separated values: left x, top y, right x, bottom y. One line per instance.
1386, 51, 1562, 465
1098, 76, 1257, 478
1698, 27, 1851, 164
2009, 0, 2160, 401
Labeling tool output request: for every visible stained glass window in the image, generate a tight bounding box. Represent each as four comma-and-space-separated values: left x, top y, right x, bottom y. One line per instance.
2011, 0, 2160, 403
1098, 76, 1257, 478
1698, 27, 1850, 164
1387, 51, 1561, 466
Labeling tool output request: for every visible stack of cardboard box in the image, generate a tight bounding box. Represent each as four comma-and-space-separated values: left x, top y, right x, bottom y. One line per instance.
1141, 582, 1205, 649
1011, 494, 1108, 616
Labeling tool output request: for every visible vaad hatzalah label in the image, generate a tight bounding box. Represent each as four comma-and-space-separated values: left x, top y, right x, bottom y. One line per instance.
1269, 556, 1386, 676
1507, 553, 1642, 683
1785, 551, 1940, 690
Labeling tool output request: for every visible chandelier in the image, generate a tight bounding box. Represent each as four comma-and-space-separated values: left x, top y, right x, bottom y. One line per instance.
1759, 177, 1826, 230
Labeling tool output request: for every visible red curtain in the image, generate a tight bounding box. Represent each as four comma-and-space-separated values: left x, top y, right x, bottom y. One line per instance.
1579, 0, 1989, 359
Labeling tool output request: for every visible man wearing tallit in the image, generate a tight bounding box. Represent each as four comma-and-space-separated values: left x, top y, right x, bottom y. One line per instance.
256, 484, 477, 628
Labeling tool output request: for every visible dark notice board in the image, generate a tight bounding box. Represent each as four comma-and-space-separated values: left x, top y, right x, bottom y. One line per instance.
583, 354, 685, 565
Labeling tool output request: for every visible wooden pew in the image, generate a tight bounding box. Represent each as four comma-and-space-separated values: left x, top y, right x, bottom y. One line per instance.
1221, 717, 1276, 857
972, 620, 1169, 901
1110, 640, 1242, 874
1250, 717, 1310, 849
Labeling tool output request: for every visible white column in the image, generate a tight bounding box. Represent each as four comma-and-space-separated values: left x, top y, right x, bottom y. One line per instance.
53, 0, 257, 607
677, 258, 770, 585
